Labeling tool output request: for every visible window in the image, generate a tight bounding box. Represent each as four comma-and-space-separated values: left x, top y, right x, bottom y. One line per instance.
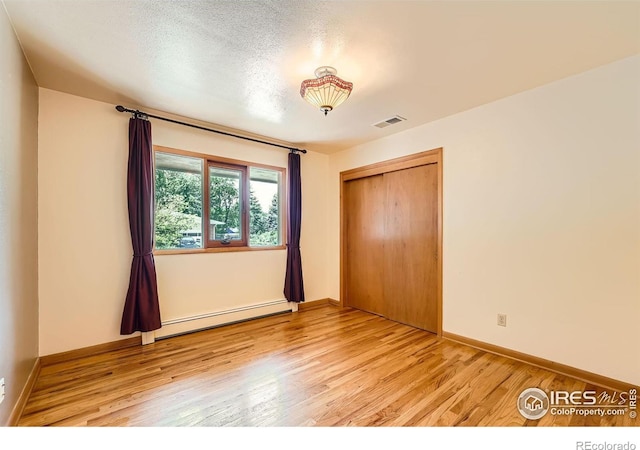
208, 163, 246, 247
249, 167, 281, 247
154, 147, 285, 252
154, 152, 204, 250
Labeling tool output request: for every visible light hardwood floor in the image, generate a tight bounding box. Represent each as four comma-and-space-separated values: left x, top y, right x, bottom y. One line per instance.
18, 305, 637, 426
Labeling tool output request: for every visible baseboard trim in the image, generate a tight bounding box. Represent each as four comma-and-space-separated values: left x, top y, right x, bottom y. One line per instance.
7, 358, 41, 426
442, 331, 638, 393
40, 336, 142, 367
298, 298, 341, 311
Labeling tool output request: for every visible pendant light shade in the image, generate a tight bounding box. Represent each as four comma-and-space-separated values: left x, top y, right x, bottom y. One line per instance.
300, 66, 353, 116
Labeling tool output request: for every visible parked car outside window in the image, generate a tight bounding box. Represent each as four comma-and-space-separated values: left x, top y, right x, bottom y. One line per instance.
179, 237, 198, 248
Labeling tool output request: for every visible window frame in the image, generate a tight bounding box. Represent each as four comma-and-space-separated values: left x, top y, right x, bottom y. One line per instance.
205, 161, 248, 248
153, 145, 287, 255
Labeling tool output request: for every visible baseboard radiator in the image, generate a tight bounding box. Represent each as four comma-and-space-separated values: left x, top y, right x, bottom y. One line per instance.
154, 299, 292, 340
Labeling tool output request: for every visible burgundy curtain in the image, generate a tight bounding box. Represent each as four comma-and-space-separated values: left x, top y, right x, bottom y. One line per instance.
121, 116, 162, 334
284, 152, 305, 303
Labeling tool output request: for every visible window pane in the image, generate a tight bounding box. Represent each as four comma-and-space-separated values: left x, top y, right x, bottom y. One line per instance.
249, 167, 281, 246
209, 166, 242, 242
154, 152, 203, 250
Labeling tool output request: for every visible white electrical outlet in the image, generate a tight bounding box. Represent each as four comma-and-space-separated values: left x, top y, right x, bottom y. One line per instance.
497, 314, 507, 327
0, 377, 5, 405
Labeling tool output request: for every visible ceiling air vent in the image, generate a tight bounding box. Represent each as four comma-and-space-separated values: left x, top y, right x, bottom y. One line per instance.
373, 115, 407, 128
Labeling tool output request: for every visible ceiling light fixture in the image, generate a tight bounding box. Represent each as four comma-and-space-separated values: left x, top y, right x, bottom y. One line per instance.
300, 66, 353, 116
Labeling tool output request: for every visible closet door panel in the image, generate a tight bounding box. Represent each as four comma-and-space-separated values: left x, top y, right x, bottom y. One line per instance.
383, 164, 438, 332
344, 175, 386, 315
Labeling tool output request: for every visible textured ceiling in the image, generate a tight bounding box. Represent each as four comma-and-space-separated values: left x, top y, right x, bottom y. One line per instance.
3, 0, 640, 154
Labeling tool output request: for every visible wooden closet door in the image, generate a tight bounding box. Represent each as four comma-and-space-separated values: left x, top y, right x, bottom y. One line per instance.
383, 164, 439, 332
344, 175, 385, 315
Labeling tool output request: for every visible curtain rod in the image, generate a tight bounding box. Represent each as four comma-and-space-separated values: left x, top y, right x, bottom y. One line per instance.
115, 105, 307, 154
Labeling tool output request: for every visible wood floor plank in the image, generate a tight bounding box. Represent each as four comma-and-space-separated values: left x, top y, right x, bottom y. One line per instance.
18, 306, 637, 427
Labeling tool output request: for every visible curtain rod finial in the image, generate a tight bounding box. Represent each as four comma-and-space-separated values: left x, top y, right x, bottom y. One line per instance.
115, 105, 126, 112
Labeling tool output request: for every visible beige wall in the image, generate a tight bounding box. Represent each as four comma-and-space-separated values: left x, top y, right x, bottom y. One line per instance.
38, 88, 330, 355
0, 4, 39, 425
328, 55, 640, 386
